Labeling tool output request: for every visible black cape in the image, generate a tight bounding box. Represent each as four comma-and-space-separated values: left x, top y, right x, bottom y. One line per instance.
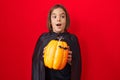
32, 31, 81, 80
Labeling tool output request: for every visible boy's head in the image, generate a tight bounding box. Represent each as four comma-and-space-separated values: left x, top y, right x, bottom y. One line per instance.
47, 4, 70, 33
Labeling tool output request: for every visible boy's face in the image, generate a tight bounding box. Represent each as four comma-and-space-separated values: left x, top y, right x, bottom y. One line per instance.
51, 8, 66, 33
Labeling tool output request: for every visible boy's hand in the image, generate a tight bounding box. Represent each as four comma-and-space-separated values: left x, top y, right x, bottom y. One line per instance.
67, 51, 72, 65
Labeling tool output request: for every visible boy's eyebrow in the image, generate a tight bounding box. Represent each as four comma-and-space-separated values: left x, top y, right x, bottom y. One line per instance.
51, 13, 56, 15
61, 13, 65, 15
61, 13, 65, 14
51, 12, 65, 15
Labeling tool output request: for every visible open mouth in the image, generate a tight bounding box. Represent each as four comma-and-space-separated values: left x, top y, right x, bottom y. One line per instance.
56, 23, 62, 26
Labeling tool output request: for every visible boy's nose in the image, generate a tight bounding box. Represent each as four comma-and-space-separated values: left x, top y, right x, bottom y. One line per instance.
57, 17, 61, 21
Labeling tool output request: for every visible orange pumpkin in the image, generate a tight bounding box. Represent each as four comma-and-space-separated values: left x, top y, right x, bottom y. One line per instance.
44, 38, 69, 70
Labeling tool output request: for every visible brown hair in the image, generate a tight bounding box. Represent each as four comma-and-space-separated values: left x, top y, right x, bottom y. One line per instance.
47, 4, 70, 31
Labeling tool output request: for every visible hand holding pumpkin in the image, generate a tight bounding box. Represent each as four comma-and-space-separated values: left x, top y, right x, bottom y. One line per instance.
68, 51, 72, 65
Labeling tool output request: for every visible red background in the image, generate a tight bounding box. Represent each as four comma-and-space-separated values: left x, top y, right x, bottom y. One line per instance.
0, 0, 120, 80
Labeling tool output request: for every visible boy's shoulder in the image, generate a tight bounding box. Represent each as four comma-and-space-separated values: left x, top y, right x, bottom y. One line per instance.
67, 32, 78, 40
40, 32, 49, 36
35, 32, 48, 42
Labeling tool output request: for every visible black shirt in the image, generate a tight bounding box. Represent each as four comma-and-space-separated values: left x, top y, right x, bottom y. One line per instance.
45, 63, 71, 80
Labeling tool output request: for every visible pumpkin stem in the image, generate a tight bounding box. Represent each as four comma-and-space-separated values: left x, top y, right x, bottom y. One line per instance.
58, 36, 63, 41
59, 46, 69, 50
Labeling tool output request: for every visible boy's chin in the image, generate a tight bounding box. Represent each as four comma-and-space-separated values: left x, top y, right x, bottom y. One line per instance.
54, 30, 64, 33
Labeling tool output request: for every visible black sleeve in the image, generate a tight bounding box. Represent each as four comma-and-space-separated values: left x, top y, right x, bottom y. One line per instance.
71, 35, 82, 80
32, 33, 46, 80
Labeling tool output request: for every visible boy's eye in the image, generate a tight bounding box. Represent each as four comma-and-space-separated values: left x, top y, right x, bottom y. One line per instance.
52, 15, 56, 18
61, 15, 65, 18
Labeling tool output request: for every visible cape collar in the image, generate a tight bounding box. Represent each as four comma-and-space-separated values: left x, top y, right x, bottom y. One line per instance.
49, 31, 69, 37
